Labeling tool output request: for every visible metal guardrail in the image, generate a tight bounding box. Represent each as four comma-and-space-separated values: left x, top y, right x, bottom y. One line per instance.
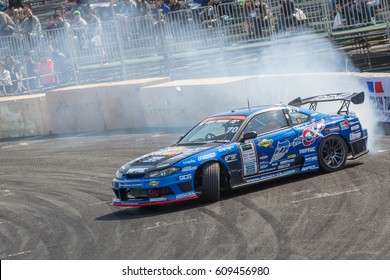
1, 0, 389, 92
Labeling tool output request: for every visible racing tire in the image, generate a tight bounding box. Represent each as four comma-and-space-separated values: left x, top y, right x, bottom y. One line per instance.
201, 162, 220, 202
318, 135, 348, 173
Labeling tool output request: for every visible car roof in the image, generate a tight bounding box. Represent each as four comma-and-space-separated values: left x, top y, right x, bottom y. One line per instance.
211, 105, 286, 118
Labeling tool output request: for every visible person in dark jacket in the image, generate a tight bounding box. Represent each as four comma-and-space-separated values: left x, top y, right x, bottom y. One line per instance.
23, 51, 38, 90
48, 44, 73, 84
8, 0, 23, 9
277, 0, 295, 32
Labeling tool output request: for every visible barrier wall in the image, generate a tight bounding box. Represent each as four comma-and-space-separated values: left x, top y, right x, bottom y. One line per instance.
0, 94, 49, 139
97, 78, 169, 130
140, 77, 256, 128
1, 73, 389, 140
356, 73, 390, 123
45, 77, 170, 134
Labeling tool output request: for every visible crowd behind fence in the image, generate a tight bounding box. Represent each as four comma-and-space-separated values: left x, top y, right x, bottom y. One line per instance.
1, 0, 390, 96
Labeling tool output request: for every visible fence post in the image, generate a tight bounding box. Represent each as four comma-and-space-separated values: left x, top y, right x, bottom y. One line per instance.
63, 27, 80, 86
321, 0, 332, 36
111, 1, 127, 80
383, 0, 390, 48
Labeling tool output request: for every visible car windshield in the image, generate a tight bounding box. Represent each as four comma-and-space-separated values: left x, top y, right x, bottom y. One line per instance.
178, 116, 245, 144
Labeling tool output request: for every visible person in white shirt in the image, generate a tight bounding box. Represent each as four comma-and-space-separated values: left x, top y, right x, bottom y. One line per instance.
0, 61, 13, 94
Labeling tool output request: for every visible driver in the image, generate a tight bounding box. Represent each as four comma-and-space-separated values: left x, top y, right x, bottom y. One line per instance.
266, 114, 281, 131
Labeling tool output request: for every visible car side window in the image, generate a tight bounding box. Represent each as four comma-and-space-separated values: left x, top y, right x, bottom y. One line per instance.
289, 112, 310, 125
242, 110, 288, 136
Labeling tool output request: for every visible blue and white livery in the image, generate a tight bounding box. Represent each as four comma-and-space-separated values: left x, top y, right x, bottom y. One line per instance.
111, 92, 368, 206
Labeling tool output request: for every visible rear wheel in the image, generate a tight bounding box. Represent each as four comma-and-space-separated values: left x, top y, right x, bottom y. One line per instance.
318, 135, 348, 172
201, 162, 220, 202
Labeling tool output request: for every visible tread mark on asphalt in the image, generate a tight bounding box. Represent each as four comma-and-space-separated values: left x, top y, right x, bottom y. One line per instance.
233, 197, 292, 259
199, 207, 248, 259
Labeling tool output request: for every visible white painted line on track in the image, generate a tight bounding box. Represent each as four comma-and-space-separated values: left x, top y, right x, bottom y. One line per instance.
1, 142, 29, 149
126, 219, 198, 233
292, 189, 361, 204
5, 250, 34, 258
1, 131, 103, 149
377, 149, 390, 153
152, 134, 168, 138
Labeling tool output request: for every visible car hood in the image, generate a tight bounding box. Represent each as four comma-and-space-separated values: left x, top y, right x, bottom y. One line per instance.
122, 143, 223, 174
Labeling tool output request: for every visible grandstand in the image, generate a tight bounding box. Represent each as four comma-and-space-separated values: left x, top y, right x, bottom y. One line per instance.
0, 0, 390, 95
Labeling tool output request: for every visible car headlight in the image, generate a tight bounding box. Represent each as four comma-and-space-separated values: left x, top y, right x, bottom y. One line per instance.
115, 166, 126, 180
145, 167, 180, 178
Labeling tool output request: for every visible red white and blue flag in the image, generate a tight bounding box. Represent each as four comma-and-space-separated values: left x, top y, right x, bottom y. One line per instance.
367, 81, 384, 93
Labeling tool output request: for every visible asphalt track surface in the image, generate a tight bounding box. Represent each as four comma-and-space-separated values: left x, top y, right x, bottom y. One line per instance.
1, 128, 390, 260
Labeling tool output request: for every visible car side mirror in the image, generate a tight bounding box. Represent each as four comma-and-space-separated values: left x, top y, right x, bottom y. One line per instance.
240, 131, 257, 142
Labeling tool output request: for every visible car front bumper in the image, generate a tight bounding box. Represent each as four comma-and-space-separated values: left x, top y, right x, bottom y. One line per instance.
111, 173, 198, 206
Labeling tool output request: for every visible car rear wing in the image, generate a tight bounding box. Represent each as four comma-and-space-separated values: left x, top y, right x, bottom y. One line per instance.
288, 92, 365, 115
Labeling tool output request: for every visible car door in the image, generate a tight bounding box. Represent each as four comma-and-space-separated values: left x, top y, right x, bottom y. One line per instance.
238, 110, 299, 177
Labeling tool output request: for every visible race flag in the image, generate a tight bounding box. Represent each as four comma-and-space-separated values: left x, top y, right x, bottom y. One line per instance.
367, 81, 384, 93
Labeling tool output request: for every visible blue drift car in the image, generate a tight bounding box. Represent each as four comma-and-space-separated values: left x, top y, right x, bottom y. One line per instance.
111, 92, 368, 206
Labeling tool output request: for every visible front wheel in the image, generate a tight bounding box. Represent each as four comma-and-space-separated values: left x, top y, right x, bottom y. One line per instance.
318, 135, 348, 172
201, 162, 220, 202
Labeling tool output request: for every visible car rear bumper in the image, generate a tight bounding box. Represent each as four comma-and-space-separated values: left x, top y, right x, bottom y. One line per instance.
349, 129, 368, 159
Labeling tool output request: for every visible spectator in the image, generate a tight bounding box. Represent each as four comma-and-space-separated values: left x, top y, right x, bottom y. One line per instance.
71, 10, 88, 49
151, 0, 170, 56
167, 0, 184, 35
243, 0, 256, 38
46, 13, 71, 50
334, 0, 353, 26
53, 13, 71, 29
244, 0, 270, 39
152, 0, 170, 22
47, 44, 73, 84
277, 0, 296, 32
134, 0, 151, 17
37, 53, 56, 87
4, 55, 19, 73
194, 0, 208, 7
12, 7, 24, 34
12, 62, 26, 93
8, 0, 23, 9
64, 5, 75, 22
117, 0, 138, 39
169, 0, 182, 12
72, 9, 87, 28
131, 0, 152, 39
46, 16, 58, 30
21, 6, 41, 48
118, 0, 138, 19
366, 0, 381, 21
23, 50, 38, 90
351, 0, 380, 24
86, 9, 102, 48
0, 61, 13, 94
86, 9, 107, 62
0, 1, 16, 36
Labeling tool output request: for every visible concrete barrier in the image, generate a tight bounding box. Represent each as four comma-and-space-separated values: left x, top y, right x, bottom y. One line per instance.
0, 94, 49, 139
97, 78, 170, 130
45, 85, 104, 134
141, 77, 255, 127
45, 78, 170, 134
140, 73, 369, 127
1, 73, 389, 140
